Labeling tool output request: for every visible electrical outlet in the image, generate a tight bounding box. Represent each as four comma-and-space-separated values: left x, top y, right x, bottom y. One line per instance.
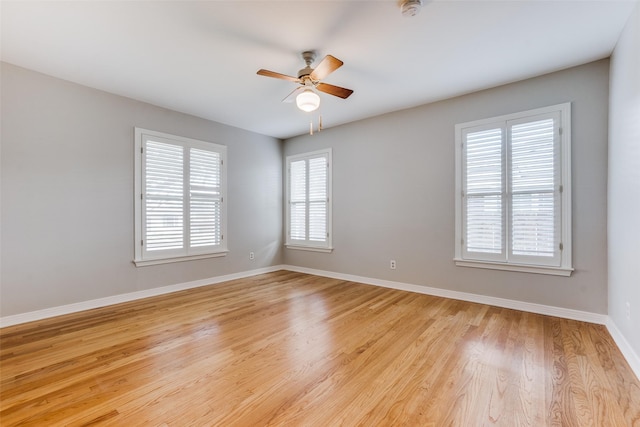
626, 301, 631, 320
249, 252, 255, 260
390, 260, 397, 270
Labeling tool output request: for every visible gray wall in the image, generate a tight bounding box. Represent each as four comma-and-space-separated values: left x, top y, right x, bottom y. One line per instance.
284, 60, 610, 314
1, 62, 284, 316
609, 3, 640, 356
0, 58, 615, 319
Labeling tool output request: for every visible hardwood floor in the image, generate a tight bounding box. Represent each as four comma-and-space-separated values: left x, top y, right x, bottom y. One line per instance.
1, 271, 639, 426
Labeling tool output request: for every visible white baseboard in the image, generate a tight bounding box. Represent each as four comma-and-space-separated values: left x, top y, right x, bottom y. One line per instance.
605, 317, 640, 380
0, 266, 283, 328
282, 265, 640, 380
282, 265, 608, 324
1, 264, 603, 327
2, 264, 637, 381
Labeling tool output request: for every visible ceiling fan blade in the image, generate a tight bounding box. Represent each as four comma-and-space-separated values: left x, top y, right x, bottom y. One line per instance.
282, 86, 305, 103
316, 83, 353, 99
257, 69, 300, 83
309, 55, 343, 81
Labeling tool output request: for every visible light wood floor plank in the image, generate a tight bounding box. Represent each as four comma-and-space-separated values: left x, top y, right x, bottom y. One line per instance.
1, 271, 639, 426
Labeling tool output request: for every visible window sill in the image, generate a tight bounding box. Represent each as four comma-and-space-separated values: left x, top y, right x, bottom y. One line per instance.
285, 245, 333, 253
134, 251, 228, 267
454, 258, 573, 277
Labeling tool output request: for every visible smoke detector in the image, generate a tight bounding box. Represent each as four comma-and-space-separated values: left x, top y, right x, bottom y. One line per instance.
400, 0, 422, 17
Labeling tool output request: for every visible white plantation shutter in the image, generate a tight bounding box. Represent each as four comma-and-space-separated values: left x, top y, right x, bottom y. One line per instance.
135, 129, 227, 265
308, 157, 328, 241
286, 149, 332, 250
144, 141, 184, 252
190, 148, 222, 248
455, 104, 572, 275
290, 160, 307, 240
509, 116, 559, 264
463, 127, 505, 260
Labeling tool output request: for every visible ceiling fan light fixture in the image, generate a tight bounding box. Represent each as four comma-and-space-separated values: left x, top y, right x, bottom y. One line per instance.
296, 88, 320, 112
401, 0, 422, 17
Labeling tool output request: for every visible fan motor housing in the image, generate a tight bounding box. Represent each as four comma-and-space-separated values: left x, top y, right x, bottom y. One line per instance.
298, 66, 314, 79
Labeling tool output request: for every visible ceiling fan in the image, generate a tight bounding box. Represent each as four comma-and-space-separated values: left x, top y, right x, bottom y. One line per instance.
257, 51, 353, 112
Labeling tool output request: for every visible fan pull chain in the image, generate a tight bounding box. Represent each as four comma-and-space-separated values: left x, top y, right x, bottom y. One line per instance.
309, 115, 323, 136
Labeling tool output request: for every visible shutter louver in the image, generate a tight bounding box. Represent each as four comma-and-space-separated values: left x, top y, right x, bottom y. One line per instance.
510, 118, 556, 258
190, 148, 221, 248
464, 128, 503, 255
290, 160, 306, 240
308, 157, 327, 242
144, 141, 184, 251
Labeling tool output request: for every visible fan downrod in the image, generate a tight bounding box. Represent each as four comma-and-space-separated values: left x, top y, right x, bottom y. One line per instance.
298, 51, 317, 80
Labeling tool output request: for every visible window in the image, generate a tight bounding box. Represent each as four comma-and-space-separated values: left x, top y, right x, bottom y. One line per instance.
286, 149, 332, 252
134, 128, 227, 266
454, 103, 572, 276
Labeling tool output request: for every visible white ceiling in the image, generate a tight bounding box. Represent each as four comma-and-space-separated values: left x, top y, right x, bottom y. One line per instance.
1, 0, 636, 139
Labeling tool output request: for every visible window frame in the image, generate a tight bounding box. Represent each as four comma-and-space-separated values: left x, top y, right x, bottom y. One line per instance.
285, 148, 333, 252
134, 128, 227, 267
454, 103, 573, 276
